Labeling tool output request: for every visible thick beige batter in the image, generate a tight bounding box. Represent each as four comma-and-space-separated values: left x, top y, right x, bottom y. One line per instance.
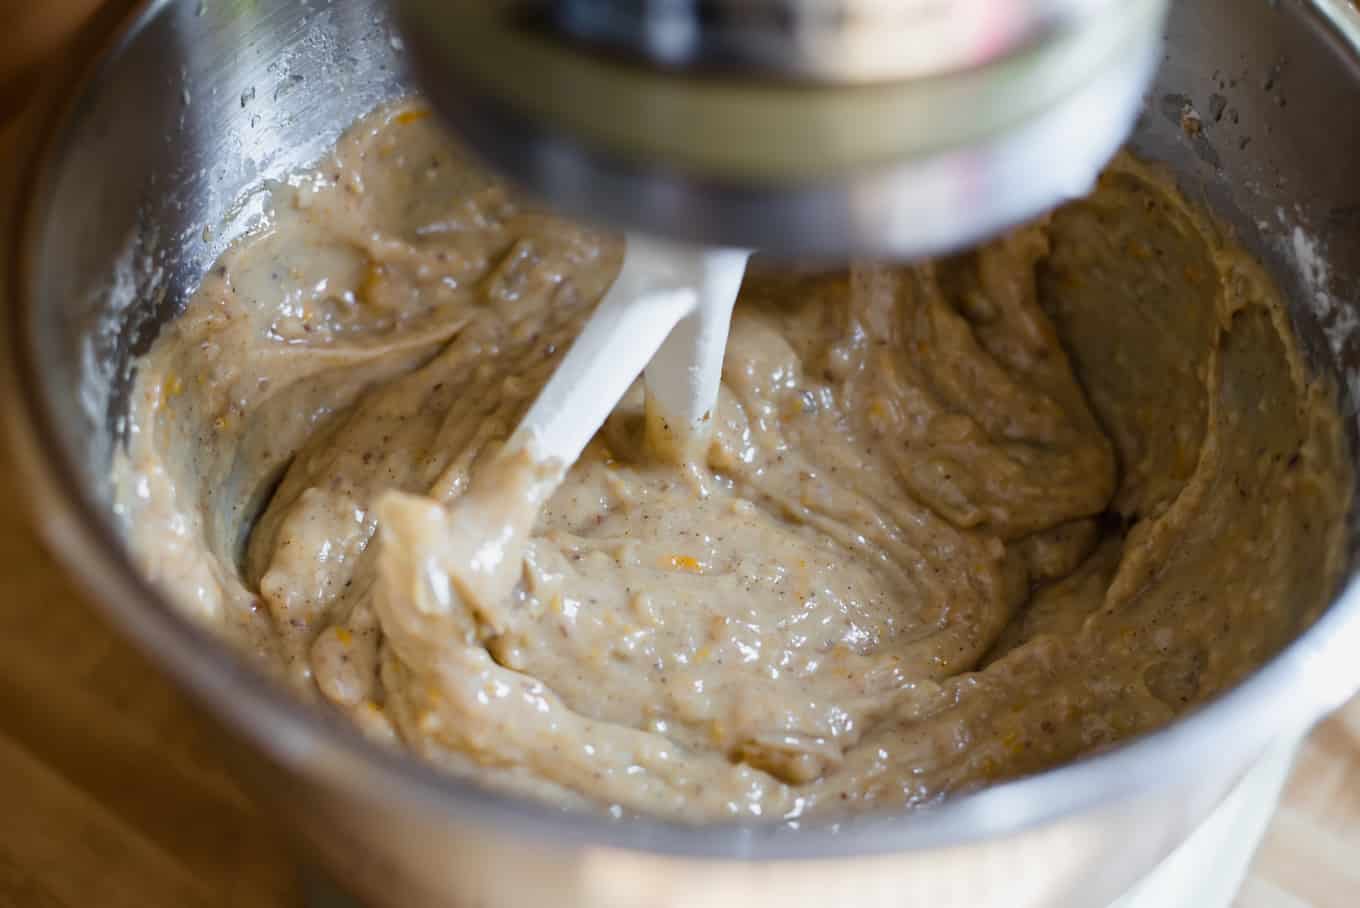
113, 101, 1351, 821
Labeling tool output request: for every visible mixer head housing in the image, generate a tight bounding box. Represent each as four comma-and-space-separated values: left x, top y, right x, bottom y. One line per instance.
393, 0, 1170, 259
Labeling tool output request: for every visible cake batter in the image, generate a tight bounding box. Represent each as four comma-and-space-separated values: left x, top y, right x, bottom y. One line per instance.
112, 101, 1350, 821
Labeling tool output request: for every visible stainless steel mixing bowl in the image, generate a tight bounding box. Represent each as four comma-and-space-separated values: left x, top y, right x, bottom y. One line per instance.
6, 1, 1360, 906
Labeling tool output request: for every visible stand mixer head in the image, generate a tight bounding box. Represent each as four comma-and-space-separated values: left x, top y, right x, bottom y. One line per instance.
386, 0, 1173, 504
391, 0, 1170, 259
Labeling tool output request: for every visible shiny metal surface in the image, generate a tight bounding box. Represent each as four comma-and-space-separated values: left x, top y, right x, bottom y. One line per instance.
5, 1, 1360, 906
423, 0, 1126, 83
392, 0, 1167, 257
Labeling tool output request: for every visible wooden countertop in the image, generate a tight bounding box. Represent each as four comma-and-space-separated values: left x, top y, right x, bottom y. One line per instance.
0, 22, 1356, 908
0, 445, 300, 908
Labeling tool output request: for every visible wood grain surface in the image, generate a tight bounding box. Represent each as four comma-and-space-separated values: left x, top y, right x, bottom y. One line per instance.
0, 14, 1356, 908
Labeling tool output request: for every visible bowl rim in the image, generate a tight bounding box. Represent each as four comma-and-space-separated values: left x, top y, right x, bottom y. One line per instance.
7, 0, 1360, 862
